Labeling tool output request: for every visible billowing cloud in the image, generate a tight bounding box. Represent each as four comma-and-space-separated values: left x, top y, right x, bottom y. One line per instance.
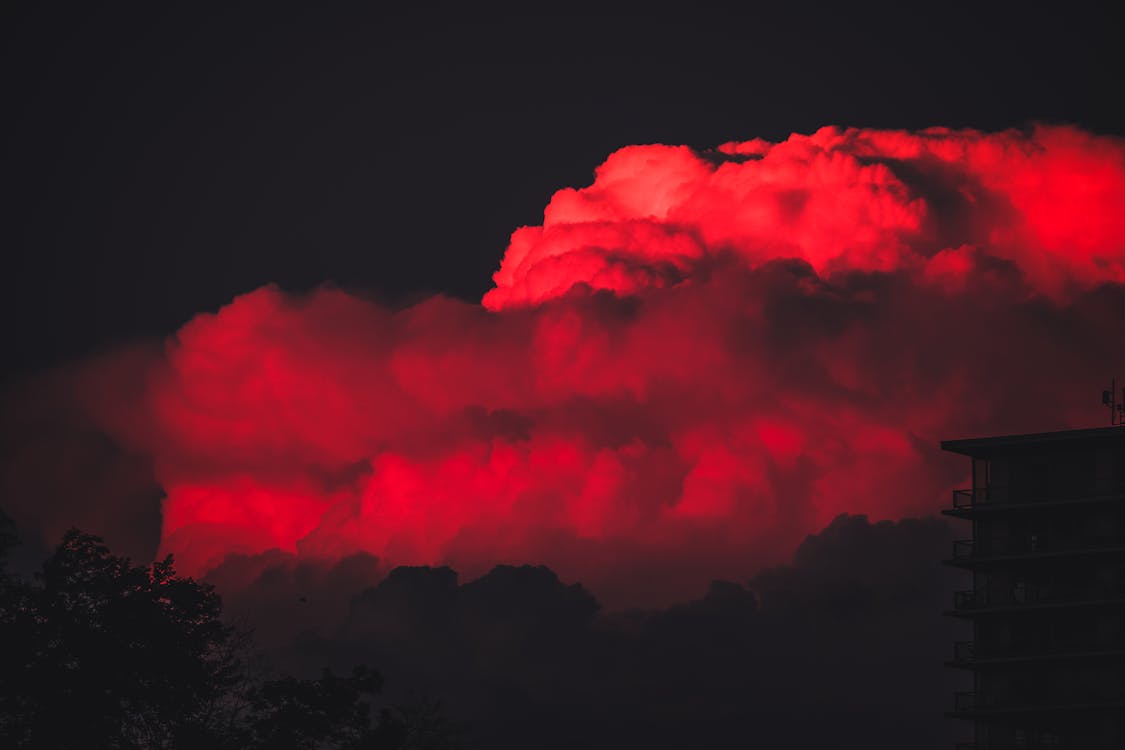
485, 125, 1125, 307
7, 125, 1125, 606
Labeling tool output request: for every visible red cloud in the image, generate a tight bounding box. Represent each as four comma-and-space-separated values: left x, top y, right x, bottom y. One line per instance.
485, 125, 1125, 309
27, 125, 1125, 606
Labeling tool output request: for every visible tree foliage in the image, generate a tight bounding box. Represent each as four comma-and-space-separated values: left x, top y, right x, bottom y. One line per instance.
0, 516, 456, 749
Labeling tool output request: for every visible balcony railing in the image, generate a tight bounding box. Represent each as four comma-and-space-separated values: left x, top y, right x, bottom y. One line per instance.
952, 687, 1125, 714
952, 539, 974, 560
952, 582, 1125, 612
952, 638, 1125, 663
948, 534, 1124, 562
954, 589, 981, 609
947, 486, 1124, 513
953, 691, 977, 712
952, 489, 977, 508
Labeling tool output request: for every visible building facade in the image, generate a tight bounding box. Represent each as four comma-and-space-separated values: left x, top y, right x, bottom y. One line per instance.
942, 427, 1125, 749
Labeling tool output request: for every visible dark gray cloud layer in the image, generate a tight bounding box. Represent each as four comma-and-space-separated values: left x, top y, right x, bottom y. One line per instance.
210, 514, 963, 749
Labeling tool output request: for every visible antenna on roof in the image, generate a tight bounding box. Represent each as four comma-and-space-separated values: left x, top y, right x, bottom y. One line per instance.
1103, 377, 1125, 426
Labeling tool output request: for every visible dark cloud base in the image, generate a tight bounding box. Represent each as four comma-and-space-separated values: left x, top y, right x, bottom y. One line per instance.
211, 514, 965, 749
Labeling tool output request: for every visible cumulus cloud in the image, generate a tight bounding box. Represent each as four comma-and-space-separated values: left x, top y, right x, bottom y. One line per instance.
4, 125, 1124, 606
485, 125, 1125, 307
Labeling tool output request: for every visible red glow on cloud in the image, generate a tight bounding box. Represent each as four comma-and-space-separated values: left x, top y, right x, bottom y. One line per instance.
486, 125, 1125, 309
59, 126, 1125, 604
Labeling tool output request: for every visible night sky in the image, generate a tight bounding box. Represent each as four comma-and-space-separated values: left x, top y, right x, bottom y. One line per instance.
3, 4, 1125, 748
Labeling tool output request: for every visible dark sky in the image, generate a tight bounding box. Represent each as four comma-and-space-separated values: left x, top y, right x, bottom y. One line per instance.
2, 3, 1122, 381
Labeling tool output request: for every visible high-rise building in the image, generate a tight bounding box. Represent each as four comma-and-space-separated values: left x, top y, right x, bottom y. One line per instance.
942, 426, 1125, 749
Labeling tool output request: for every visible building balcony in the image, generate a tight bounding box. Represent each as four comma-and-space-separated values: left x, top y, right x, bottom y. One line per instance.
948, 584, 1125, 616
950, 690, 1125, 717
946, 535, 1125, 567
942, 486, 1124, 518
948, 639, 1125, 668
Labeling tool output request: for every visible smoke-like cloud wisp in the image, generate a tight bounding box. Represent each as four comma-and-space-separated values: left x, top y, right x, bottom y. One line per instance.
9, 125, 1125, 605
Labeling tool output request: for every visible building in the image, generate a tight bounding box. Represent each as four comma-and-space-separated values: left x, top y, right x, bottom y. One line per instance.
942, 426, 1125, 749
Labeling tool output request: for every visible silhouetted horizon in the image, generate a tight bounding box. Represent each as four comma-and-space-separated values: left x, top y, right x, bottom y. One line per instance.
3, 506, 965, 748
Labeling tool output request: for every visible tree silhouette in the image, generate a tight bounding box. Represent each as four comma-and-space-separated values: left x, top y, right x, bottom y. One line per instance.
0, 516, 457, 749
1, 527, 240, 747
246, 666, 391, 750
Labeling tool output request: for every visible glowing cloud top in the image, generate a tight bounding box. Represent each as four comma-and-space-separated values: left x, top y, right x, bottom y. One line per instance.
485, 126, 1125, 308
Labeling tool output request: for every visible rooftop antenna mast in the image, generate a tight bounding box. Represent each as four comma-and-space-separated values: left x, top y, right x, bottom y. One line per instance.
1103, 377, 1125, 426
